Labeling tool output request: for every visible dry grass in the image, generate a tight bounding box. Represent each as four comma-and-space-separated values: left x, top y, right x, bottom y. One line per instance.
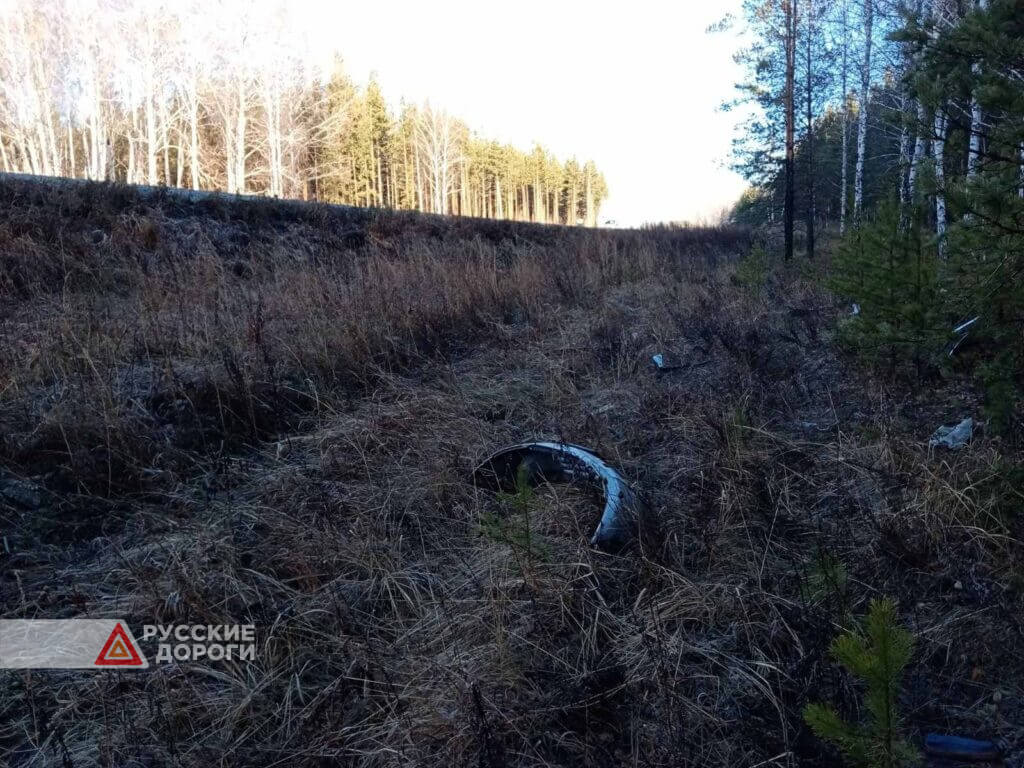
1, 177, 1022, 767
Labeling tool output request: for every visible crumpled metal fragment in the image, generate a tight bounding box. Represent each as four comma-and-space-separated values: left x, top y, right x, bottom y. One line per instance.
928, 417, 973, 450
471, 441, 648, 551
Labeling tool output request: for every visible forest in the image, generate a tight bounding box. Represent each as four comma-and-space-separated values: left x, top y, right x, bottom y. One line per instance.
728, 0, 1024, 435
0, 0, 609, 224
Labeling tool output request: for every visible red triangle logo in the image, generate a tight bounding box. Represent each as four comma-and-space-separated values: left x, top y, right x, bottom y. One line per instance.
94, 622, 145, 667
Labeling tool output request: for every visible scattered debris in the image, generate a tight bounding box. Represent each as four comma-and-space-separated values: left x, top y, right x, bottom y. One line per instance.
948, 315, 980, 357
0, 472, 42, 510
928, 417, 974, 450
471, 441, 648, 550
651, 353, 681, 372
947, 335, 969, 357
794, 419, 839, 432
924, 733, 1000, 762
954, 316, 980, 335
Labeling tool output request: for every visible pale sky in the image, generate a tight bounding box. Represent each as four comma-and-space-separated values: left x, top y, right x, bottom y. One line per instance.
310, 0, 750, 226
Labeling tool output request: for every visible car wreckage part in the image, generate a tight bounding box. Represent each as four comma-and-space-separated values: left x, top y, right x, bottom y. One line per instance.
471, 441, 647, 551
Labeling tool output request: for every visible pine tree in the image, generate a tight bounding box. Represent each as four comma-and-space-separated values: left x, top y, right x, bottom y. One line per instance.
830, 195, 944, 372
804, 599, 918, 768
317, 59, 356, 204
364, 78, 392, 207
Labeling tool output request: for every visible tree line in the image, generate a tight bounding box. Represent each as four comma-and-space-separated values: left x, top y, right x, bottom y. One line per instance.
0, 0, 608, 224
727, 0, 1022, 247
727, 0, 1024, 431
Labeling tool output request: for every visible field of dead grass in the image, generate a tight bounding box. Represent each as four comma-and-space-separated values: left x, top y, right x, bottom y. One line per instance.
1, 177, 1022, 767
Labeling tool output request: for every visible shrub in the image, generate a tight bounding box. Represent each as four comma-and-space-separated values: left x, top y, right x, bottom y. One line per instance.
829, 199, 944, 375
734, 242, 770, 291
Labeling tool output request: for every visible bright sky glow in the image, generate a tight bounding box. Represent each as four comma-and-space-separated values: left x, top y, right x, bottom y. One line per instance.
308, 0, 749, 226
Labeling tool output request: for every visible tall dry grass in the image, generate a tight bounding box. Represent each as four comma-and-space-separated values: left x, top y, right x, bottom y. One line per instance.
0, 177, 745, 502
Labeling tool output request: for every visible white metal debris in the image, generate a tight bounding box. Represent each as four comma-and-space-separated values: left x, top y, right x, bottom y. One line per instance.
651, 353, 681, 372
472, 441, 647, 550
928, 417, 973, 450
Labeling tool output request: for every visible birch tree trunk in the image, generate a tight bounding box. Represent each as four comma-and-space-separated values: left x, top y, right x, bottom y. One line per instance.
34, 119, 51, 175
127, 136, 135, 184
234, 77, 247, 194
67, 123, 76, 177
413, 140, 422, 211
0, 130, 10, 172
33, 53, 60, 175
839, 23, 850, 232
142, 25, 159, 187
88, 112, 101, 180
263, 80, 282, 196
189, 97, 200, 189
907, 100, 928, 200
1019, 142, 1024, 199
176, 138, 184, 187
145, 88, 158, 184
853, 0, 873, 220
403, 142, 412, 209
898, 91, 911, 212
783, 0, 796, 259
23, 137, 39, 174
223, 111, 235, 193
933, 111, 948, 256
804, 0, 815, 259
159, 96, 171, 184
967, 0, 988, 180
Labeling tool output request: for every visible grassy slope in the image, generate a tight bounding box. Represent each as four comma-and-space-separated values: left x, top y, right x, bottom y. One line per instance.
0, 177, 1021, 767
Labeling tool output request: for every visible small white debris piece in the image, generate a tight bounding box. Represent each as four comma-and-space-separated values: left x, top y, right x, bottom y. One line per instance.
0, 473, 42, 510
651, 353, 681, 372
953, 316, 979, 334
929, 417, 973, 450
851, 303, 861, 316
948, 316, 980, 358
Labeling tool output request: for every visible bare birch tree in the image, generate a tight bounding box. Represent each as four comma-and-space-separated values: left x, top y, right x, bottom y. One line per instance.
966, 0, 987, 181
853, 0, 872, 220
838, 0, 850, 233
0, 0, 607, 222
783, 0, 796, 259
416, 104, 462, 215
